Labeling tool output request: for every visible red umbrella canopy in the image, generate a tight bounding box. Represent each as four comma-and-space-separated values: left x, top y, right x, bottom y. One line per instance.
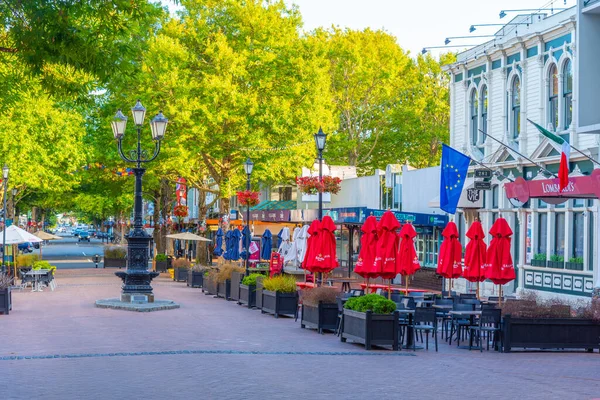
396, 223, 420, 277
437, 221, 462, 279
463, 221, 487, 282
485, 217, 516, 285
373, 211, 401, 279
312, 216, 339, 273
302, 219, 321, 273
354, 215, 378, 278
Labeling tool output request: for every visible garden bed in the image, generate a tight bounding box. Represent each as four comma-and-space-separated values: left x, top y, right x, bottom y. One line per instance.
341, 309, 400, 350
301, 302, 338, 334
239, 284, 256, 308
261, 290, 298, 318
187, 270, 204, 288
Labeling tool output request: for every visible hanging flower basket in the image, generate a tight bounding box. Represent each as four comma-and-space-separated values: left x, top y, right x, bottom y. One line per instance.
237, 190, 260, 207
296, 176, 341, 195
322, 176, 342, 194
173, 205, 189, 218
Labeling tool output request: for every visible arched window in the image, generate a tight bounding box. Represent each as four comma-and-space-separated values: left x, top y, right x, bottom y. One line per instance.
548, 64, 559, 131
470, 90, 478, 146
511, 77, 521, 140
480, 85, 488, 146
563, 59, 573, 129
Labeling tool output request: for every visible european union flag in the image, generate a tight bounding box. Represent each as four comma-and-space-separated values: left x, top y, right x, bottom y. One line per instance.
440, 144, 470, 214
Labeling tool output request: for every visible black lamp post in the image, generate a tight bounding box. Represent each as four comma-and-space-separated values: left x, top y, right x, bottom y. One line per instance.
243, 157, 254, 276
11, 188, 16, 220
1, 164, 8, 274
314, 128, 327, 220
111, 100, 168, 302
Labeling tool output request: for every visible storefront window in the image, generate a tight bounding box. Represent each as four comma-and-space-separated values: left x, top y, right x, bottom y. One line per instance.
537, 213, 547, 255
573, 198, 585, 208
492, 185, 499, 209
573, 212, 584, 259
554, 213, 565, 257
538, 199, 547, 208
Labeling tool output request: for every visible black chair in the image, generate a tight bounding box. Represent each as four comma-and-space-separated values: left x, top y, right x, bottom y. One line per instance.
469, 308, 502, 351
397, 296, 416, 310
350, 289, 364, 297
380, 292, 403, 302
409, 307, 438, 351
461, 298, 482, 308
459, 293, 477, 299
335, 297, 345, 336
434, 298, 453, 339
488, 296, 500, 302
449, 303, 476, 346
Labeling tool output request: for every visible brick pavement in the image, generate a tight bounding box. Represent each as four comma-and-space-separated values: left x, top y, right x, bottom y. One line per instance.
1, 269, 599, 400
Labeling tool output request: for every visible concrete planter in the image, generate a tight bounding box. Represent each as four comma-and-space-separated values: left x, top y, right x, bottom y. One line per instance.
187, 270, 204, 288
238, 284, 256, 308
0, 287, 11, 315
230, 271, 242, 302
173, 267, 189, 282
104, 258, 126, 269
341, 309, 400, 350
217, 280, 231, 300
503, 315, 600, 352
155, 260, 168, 273
261, 290, 298, 318
301, 302, 338, 334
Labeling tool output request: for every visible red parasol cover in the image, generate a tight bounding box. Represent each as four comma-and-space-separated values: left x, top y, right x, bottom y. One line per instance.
302, 219, 321, 273
396, 223, 420, 277
436, 221, 462, 279
354, 215, 378, 278
311, 216, 339, 273
462, 221, 487, 282
373, 211, 401, 279
484, 217, 516, 285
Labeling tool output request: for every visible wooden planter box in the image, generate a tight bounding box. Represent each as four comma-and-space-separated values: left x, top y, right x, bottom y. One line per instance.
155, 260, 168, 272
0, 287, 12, 315
530, 259, 546, 268
203, 277, 218, 295
230, 271, 243, 302
173, 267, 189, 282
503, 315, 600, 352
255, 277, 264, 310
217, 280, 231, 300
341, 309, 400, 350
103, 257, 126, 269
565, 262, 584, 271
239, 284, 256, 308
187, 270, 204, 288
547, 261, 564, 269
301, 302, 338, 334
261, 290, 298, 318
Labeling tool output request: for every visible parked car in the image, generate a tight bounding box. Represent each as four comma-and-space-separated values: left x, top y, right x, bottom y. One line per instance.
88, 229, 97, 237
78, 231, 91, 242
19, 242, 33, 253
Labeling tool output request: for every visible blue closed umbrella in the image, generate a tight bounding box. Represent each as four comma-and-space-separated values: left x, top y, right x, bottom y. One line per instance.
261, 229, 273, 260
230, 229, 241, 261
223, 230, 232, 260
213, 228, 224, 256
275, 228, 285, 249
241, 225, 251, 260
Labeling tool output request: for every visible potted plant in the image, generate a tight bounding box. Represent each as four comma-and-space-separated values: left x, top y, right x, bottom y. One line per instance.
261, 275, 298, 318
255, 275, 265, 310
230, 270, 244, 302
187, 265, 205, 288
300, 287, 339, 334
321, 176, 342, 194
239, 273, 262, 308
566, 257, 584, 271
236, 190, 260, 207
0, 273, 12, 315
547, 254, 564, 269
103, 246, 127, 269
341, 294, 399, 350
296, 176, 324, 195
172, 258, 192, 282
155, 254, 168, 273
530, 253, 547, 268
216, 265, 244, 300
203, 270, 219, 296
502, 293, 600, 352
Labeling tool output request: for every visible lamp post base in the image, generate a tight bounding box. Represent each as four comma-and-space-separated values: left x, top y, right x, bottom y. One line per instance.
115, 229, 158, 302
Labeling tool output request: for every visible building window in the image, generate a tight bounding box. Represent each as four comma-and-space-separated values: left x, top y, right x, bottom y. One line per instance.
538, 199, 547, 209
563, 59, 573, 130
548, 64, 559, 131
573, 212, 584, 259
470, 90, 478, 147
480, 85, 488, 147
537, 213, 547, 254
492, 185, 499, 209
573, 198, 585, 208
492, 212, 498, 223
511, 77, 521, 140
554, 213, 565, 257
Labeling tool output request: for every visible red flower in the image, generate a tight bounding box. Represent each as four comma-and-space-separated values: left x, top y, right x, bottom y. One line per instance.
237, 190, 260, 207
296, 175, 341, 195
174, 205, 188, 218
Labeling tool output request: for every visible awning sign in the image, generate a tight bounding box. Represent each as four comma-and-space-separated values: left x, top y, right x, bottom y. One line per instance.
504, 169, 600, 203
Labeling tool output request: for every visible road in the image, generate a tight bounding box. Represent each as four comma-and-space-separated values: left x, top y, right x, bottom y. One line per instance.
35, 235, 116, 269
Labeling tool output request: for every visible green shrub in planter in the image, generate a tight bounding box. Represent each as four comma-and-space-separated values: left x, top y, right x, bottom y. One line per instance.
242, 273, 263, 287
262, 275, 297, 293
531, 253, 547, 267
261, 275, 298, 318
155, 254, 168, 262
344, 294, 396, 314
566, 257, 584, 271
341, 295, 399, 350
547, 254, 564, 269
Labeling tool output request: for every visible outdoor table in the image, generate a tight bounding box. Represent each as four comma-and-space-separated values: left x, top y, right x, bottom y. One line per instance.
327, 278, 358, 292
26, 269, 50, 292
359, 283, 428, 294
448, 310, 482, 349
296, 282, 315, 290
432, 304, 453, 310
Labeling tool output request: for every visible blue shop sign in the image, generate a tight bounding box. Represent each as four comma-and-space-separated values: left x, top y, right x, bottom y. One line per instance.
323, 207, 366, 224
366, 209, 447, 227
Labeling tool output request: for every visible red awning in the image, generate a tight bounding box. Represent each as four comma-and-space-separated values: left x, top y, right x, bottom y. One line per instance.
504, 169, 600, 204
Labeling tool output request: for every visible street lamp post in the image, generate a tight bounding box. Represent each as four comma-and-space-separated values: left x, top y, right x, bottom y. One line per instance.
1, 164, 8, 274
314, 128, 327, 286
111, 100, 168, 302
243, 157, 254, 277
11, 188, 17, 221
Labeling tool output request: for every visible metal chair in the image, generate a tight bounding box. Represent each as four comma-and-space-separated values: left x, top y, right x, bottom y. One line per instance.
409, 307, 438, 351
335, 296, 345, 336
469, 308, 502, 351
434, 298, 453, 339
449, 303, 476, 346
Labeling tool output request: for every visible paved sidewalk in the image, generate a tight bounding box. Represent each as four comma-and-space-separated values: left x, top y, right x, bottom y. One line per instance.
1, 269, 599, 400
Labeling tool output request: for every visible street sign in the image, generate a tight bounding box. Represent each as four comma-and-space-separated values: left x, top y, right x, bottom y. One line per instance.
474, 181, 491, 190
474, 169, 492, 178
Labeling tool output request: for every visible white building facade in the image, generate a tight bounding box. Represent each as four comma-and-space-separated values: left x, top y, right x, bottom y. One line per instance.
446, 7, 600, 299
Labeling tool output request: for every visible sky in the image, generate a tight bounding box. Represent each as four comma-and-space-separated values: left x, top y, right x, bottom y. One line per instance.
165, 0, 576, 58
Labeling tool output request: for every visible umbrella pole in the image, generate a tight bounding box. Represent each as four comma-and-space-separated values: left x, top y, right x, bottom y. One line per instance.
476, 281, 480, 300
405, 275, 409, 295
499, 285, 503, 306
388, 280, 391, 299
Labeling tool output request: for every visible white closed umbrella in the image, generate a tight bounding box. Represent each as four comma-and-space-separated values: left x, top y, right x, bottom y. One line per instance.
295, 225, 310, 264
285, 227, 301, 265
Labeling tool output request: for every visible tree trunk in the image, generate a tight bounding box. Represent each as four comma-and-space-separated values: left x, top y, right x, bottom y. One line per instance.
153, 178, 173, 254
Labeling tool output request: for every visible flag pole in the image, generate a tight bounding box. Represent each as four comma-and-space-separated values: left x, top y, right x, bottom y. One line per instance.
527, 119, 600, 167
478, 130, 558, 178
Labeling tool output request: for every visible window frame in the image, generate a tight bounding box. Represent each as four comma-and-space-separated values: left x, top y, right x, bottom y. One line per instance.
548, 63, 559, 131
563, 59, 573, 130
470, 89, 479, 147
479, 84, 488, 149
511, 76, 521, 140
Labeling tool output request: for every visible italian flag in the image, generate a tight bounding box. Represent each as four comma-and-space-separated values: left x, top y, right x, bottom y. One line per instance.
528, 119, 570, 191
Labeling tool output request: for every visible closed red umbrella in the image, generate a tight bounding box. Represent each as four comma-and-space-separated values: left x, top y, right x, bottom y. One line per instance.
463, 221, 487, 283
312, 216, 339, 274
397, 223, 420, 292
354, 215, 378, 279
302, 219, 321, 275
436, 221, 462, 279
373, 211, 401, 279
485, 217, 516, 302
